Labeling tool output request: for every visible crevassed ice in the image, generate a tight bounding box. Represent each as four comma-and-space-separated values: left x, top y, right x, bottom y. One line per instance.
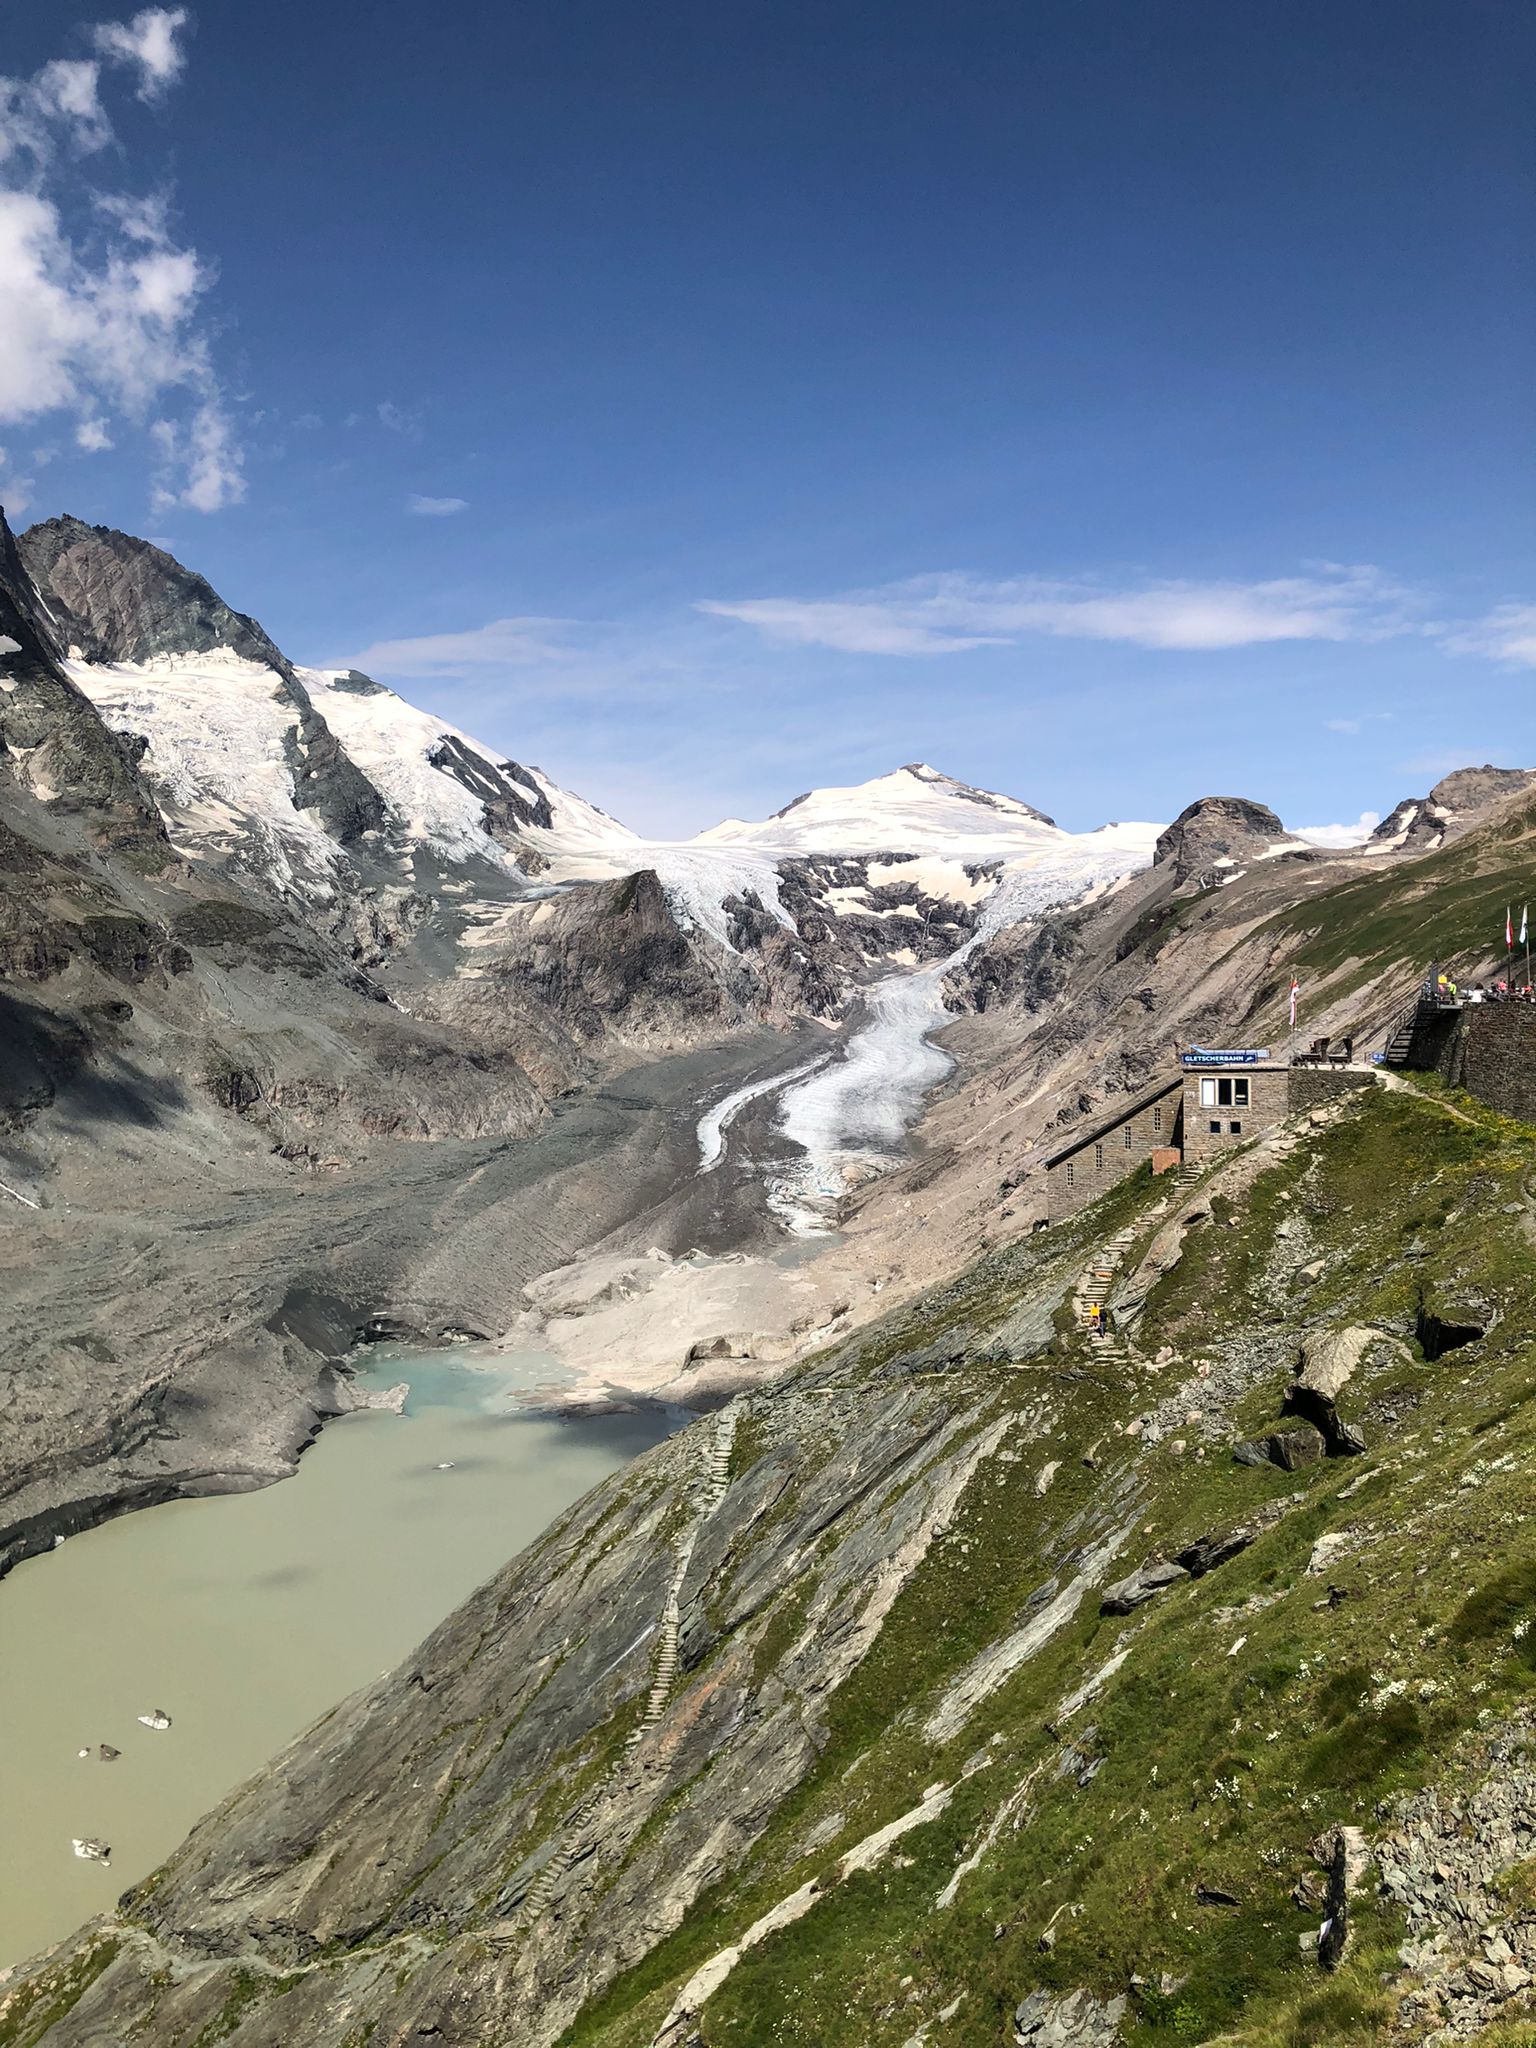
764, 833, 1157, 1230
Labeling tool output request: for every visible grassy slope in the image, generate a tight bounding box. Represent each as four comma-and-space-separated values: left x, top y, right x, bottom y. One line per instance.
1251, 793, 1536, 1025
566, 1083, 1536, 2048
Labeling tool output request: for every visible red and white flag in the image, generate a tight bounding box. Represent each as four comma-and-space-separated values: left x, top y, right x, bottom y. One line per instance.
1507, 906, 1515, 950
1289, 977, 1300, 1028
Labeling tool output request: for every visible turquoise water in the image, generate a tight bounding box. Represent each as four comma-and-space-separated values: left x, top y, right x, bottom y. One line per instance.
0, 1350, 673, 1968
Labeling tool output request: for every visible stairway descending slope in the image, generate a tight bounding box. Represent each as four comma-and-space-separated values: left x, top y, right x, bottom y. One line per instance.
512, 1406, 740, 1928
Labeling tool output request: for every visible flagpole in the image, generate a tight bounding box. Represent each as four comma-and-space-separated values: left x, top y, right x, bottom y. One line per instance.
1524, 904, 1530, 996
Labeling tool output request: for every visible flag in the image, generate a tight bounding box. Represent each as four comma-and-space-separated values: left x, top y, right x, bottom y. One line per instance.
1507, 906, 1515, 949
1522, 905, 1529, 947
1289, 977, 1299, 1028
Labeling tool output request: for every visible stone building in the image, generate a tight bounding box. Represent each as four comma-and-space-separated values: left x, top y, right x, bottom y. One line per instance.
1043, 1075, 1184, 1222
1181, 1058, 1289, 1162
1181, 1055, 1375, 1162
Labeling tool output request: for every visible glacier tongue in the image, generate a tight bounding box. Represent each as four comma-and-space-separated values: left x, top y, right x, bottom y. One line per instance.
762, 826, 1159, 1231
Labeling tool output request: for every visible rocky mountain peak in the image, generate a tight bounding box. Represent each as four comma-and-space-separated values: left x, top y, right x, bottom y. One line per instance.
19, 515, 389, 848
17, 516, 291, 675
1371, 763, 1536, 853
0, 510, 168, 856
1153, 795, 1290, 883
1426, 763, 1536, 813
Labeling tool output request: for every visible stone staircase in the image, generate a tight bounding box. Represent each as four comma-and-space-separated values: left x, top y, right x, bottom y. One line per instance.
1078, 1227, 1138, 1363
514, 1405, 739, 1926
1382, 1000, 1421, 1069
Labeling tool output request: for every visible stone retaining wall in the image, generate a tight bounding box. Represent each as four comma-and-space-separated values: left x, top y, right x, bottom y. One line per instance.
1426, 1005, 1536, 1121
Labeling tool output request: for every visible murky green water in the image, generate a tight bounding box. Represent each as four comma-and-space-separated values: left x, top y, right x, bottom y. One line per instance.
0, 1352, 673, 1968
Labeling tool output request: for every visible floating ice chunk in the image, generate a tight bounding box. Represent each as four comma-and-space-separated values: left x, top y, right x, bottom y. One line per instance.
72, 1838, 111, 1864
137, 1708, 172, 1730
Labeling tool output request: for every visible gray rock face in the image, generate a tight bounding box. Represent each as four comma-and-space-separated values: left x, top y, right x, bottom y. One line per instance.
0, 512, 168, 858
1284, 1325, 1384, 1455
1152, 796, 1289, 883
427, 735, 556, 849
1231, 1422, 1325, 1471
1100, 1557, 1188, 1614
18, 516, 294, 672
1372, 766, 1536, 853
1427, 764, 1536, 815
1013, 1987, 1127, 2045
18, 516, 388, 846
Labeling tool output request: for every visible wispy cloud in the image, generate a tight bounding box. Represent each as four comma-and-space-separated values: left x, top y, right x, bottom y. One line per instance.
699, 565, 1418, 657
1294, 810, 1381, 848
406, 493, 467, 517
1323, 710, 1394, 736
337, 617, 575, 676
1438, 604, 1536, 670
0, 10, 242, 512
377, 399, 424, 439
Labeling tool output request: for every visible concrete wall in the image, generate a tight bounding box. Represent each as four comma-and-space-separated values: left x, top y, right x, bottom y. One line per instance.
1428, 1005, 1536, 1121
1046, 1086, 1182, 1222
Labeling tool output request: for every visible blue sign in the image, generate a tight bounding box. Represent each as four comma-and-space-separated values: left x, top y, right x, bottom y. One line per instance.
1180, 1047, 1269, 1067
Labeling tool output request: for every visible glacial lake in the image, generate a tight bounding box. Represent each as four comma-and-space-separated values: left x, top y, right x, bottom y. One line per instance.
0, 1352, 674, 1969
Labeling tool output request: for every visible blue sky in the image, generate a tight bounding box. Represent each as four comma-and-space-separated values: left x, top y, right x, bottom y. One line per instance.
1, 1, 1532, 837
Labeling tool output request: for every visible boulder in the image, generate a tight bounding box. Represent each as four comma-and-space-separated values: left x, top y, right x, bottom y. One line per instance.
1285, 1326, 1387, 1455
1293, 1326, 1379, 1406
1013, 1987, 1128, 2046
1100, 1559, 1189, 1615
1232, 1423, 1325, 1472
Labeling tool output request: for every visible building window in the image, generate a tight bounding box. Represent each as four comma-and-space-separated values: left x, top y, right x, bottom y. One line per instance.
1199, 1076, 1251, 1108
1153, 1104, 1163, 1133
1209, 1120, 1221, 1134
1230, 1120, 1243, 1134
1094, 1143, 1104, 1169
1123, 1125, 1133, 1149
1066, 1160, 1074, 1187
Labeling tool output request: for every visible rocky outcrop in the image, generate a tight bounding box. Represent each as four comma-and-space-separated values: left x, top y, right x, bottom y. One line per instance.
1372, 765, 1536, 852
1152, 796, 1295, 884
0, 511, 169, 859
18, 516, 295, 671
1013, 1988, 1127, 2046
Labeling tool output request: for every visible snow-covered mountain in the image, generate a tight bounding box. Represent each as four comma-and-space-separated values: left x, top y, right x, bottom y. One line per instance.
17, 518, 637, 914
696, 762, 1062, 856
14, 518, 1163, 994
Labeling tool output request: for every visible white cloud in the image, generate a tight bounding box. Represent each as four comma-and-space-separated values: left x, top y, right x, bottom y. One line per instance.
337, 617, 574, 676
1439, 604, 1536, 669
0, 445, 37, 517
0, 16, 240, 512
151, 399, 244, 513
377, 399, 424, 438
1294, 811, 1382, 849
407, 493, 467, 517
699, 566, 1417, 657
91, 8, 189, 101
